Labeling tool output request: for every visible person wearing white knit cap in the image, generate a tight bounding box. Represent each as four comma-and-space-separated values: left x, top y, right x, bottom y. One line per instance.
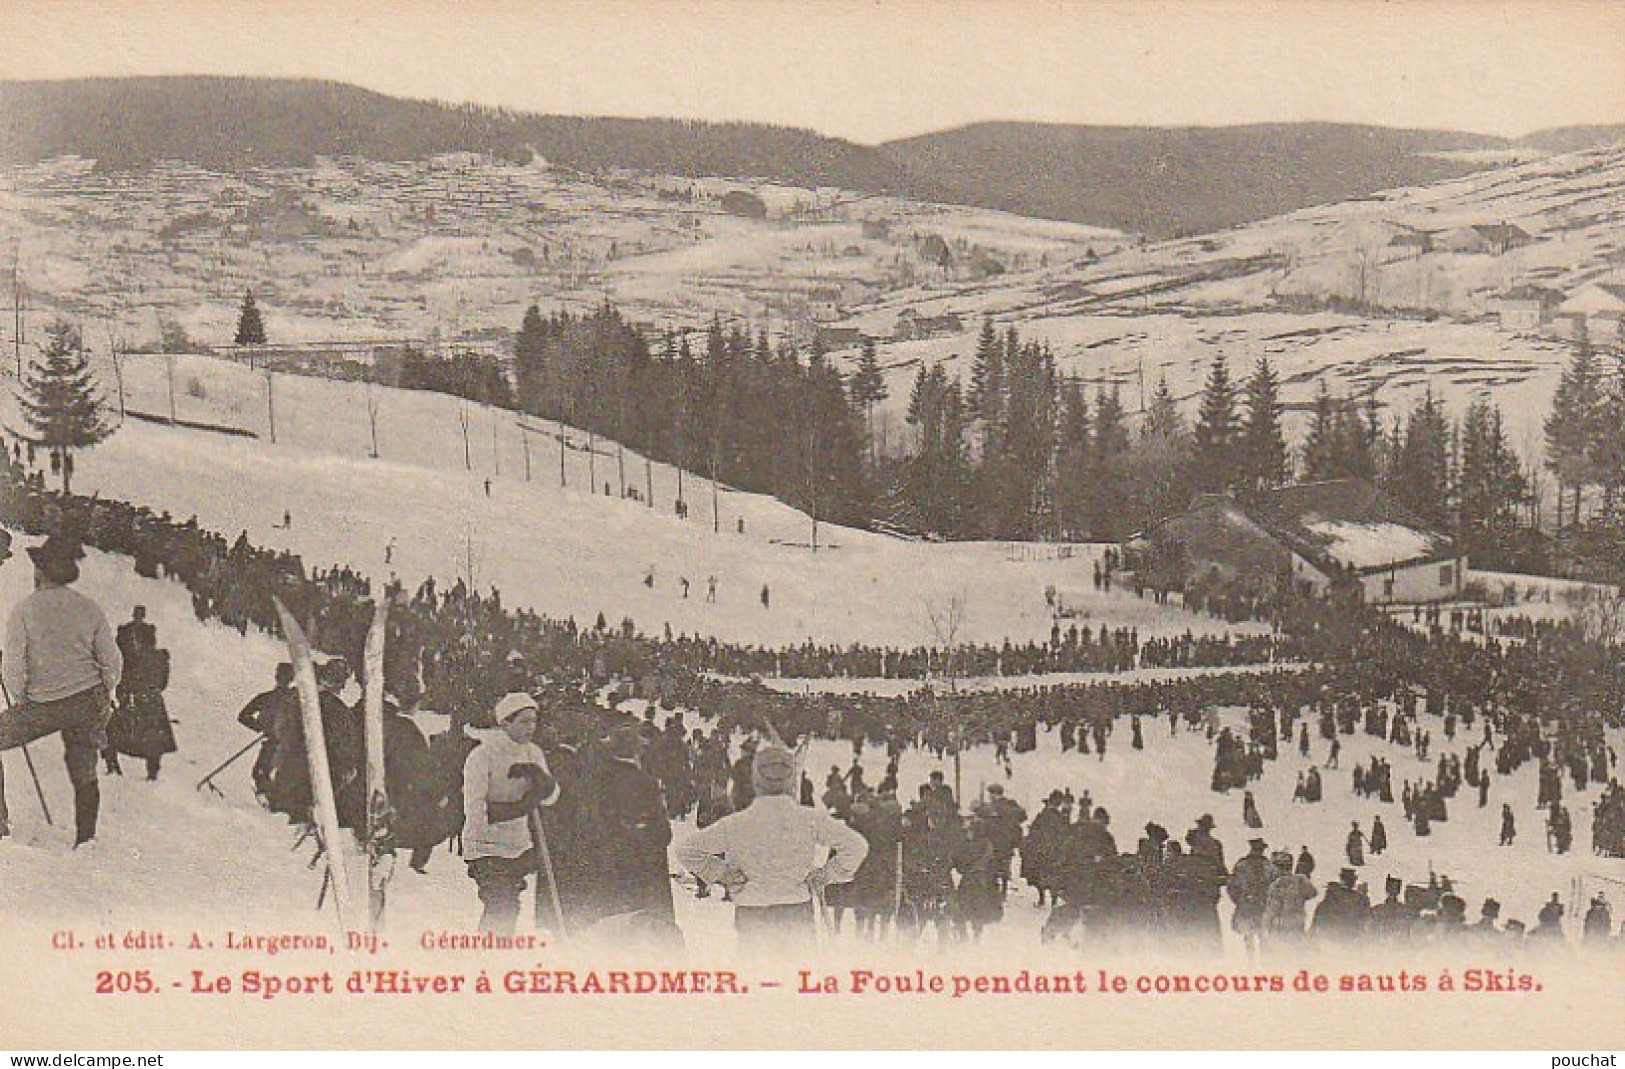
462, 691, 559, 934
677, 742, 868, 949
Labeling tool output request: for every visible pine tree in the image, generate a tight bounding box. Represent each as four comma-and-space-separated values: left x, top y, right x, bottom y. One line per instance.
234, 289, 267, 346
1301, 380, 1339, 480
20, 322, 113, 493
850, 337, 888, 466
1385, 390, 1452, 529
1054, 375, 1093, 538
1588, 360, 1625, 525
1544, 339, 1603, 528
1239, 356, 1288, 492
1141, 375, 1185, 442
1191, 354, 1238, 492
513, 303, 549, 411
1093, 384, 1129, 459
969, 317, 1004, 458
1457, 395, 1529, 563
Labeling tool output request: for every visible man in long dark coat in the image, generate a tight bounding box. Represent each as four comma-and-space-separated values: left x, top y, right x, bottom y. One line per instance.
593, 726, 676, 927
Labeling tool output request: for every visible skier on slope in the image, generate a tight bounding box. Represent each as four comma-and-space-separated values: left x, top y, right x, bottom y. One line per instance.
0, 535, 123, 846
462, 692, 559, 934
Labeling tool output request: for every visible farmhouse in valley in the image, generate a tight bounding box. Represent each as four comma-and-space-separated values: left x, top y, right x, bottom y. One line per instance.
1495, 285, 1565, 332
1558, 281, 1625, 344
1133, 478, 1466, 605
891, 307, 966, 341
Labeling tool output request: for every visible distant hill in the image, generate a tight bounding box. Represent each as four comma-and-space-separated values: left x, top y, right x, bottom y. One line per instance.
0, 77, 907, 191
6, 77, 1621, 239
878, 122, 1510, 238
1517, 124, 1625, 153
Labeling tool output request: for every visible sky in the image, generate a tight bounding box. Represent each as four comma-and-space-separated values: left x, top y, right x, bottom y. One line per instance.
1, 0, 1623, 143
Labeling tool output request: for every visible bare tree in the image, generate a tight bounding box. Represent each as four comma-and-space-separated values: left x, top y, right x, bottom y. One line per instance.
924, 594, 971, 801
457, 403, 471, 471
365, 378, 381, 458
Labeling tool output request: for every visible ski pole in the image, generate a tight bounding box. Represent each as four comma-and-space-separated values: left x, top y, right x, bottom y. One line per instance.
19, 744, 51, 826
529, 809, 568, 942
0, 677, 52, 826
195, 735, 265, 792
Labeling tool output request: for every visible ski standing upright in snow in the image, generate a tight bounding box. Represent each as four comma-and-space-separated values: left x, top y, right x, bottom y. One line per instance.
362, 596, 392, 929
272, 596, 358, 933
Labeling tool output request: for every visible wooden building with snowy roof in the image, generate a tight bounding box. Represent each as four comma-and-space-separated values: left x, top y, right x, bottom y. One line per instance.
1133, 478, 1466, 605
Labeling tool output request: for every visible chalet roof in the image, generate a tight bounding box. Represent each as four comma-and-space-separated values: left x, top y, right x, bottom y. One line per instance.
1473, 222, 1533, 244
1250, 479, 1455, 574
1499, 285, 1564, 305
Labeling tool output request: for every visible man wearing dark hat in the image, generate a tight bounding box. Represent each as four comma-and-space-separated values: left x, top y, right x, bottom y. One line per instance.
1370, 876, 1417, 941
1311, 868, 1371, 940
1186, 813, 1226, 870
0, 535, 121, 845
237, 662, 299, 805
1227, 838, 1273, 956
1022, 792, 1069, 906
677, 742, 868, 949
1472, 898, 1503, 940
982, 784, 1026, 894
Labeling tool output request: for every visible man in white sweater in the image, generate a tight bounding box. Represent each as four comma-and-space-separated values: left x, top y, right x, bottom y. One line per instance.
0, 535, 122, 846
678, 743, 868, 950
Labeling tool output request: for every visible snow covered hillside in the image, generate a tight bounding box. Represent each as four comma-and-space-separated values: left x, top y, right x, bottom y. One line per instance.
0, 155, 1122, 347
823, 145, 1625, 458
3, 352, 1256, 650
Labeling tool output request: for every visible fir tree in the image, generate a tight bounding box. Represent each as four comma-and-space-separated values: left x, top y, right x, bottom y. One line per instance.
1141, 375, 1185, 442
1239, 356, 1288, 492
20, 322, 113, 493
1301, 380, 1339, 480
1544, 339, 1603, 528
1385, 389, 1452, 529
234, 289, 267, 346
1191, 354, 1238, 492
1457, 395, 1529, 562
968, 317, 1004, 458
849, 337, 888, 465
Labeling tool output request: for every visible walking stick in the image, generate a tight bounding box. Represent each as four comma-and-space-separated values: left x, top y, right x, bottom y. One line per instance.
19, 744, 51, 826
195, 735, 265, 793
0, 678, 53, 826
528, 809, 568, 942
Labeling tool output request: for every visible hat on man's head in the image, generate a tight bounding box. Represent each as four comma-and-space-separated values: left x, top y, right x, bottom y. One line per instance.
751, 745, 797, 797
27, 534, 84, 564
27, 534, 84, 580
315, 656, 350, 683
493, 691, 540, 726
